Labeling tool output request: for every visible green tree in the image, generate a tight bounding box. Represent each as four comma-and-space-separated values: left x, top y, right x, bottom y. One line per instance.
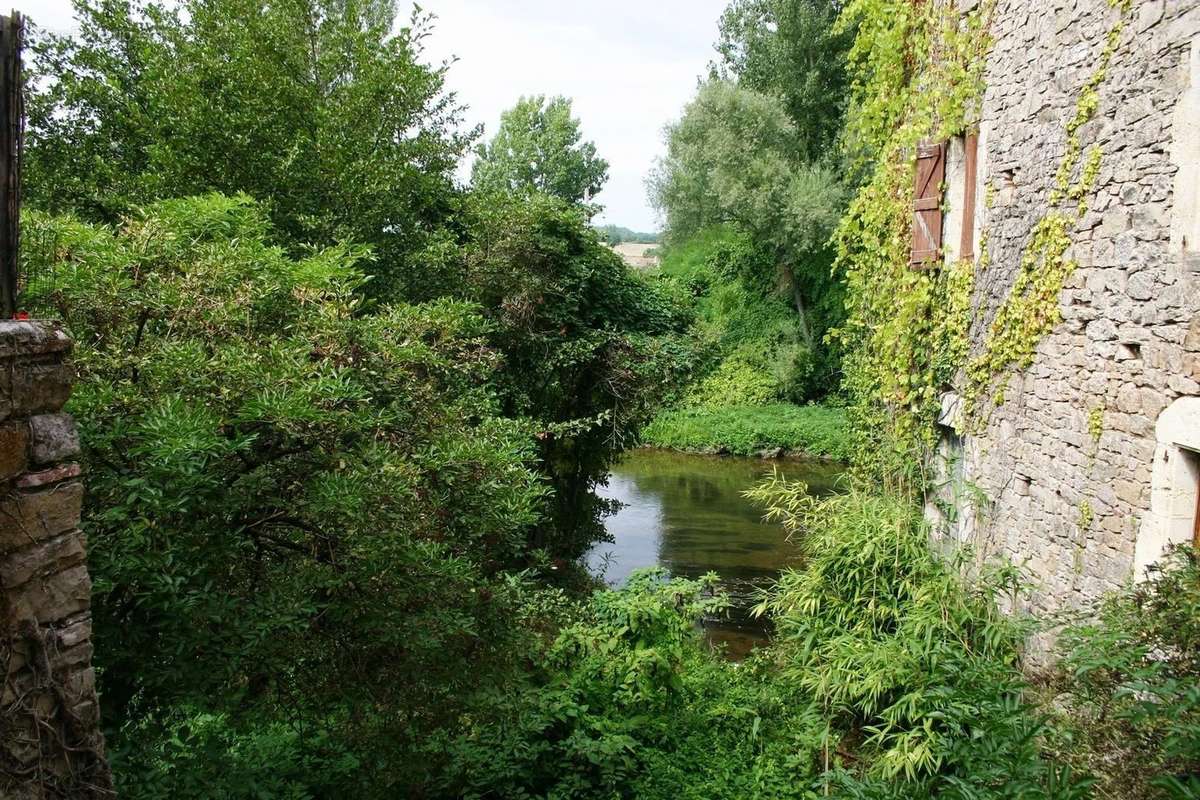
24, 195, 553, 796
422, 192, 694, 554
712, 0, 852, 163
472, 95, 609, 205
26, 0, 470, 294
648, 80, 844, 351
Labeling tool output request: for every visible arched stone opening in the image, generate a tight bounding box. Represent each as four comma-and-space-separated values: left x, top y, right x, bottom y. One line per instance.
1135, 397, 1200, 579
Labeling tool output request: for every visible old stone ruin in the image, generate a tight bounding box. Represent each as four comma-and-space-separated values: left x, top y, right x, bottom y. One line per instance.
1, 321, 112, 798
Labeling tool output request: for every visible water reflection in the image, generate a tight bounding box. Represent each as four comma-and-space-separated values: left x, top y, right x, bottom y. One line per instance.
587, 449, 842, 659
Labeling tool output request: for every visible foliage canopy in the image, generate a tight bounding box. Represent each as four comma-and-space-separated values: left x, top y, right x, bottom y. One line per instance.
472, 95, 610, 206
713, 0, 852, 163
28, 195, 552, 792
28, 0, 470, 295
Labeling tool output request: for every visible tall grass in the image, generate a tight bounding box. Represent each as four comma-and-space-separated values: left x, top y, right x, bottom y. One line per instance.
747, 477, 1091, 797
641, 403, 851, 460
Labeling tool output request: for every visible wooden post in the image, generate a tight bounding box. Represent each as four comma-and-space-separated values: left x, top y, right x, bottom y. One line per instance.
0, 11, 21, 318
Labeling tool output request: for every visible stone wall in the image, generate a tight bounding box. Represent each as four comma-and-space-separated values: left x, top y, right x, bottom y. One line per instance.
944, 0, 1200, 621
0, 321, 111, 797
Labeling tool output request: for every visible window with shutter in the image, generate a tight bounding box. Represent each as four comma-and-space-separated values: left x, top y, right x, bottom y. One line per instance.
911, 141, 945, 266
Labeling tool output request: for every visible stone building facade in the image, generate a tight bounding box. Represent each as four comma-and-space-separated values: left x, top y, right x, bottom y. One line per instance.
1, 321, 111, 797
928, 0, 1200, 619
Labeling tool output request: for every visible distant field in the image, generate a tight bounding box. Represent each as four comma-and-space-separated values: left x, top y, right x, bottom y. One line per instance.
611, 242, 660, 269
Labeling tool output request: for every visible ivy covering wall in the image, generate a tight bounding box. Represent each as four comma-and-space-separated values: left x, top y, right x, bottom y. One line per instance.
833, 0, 993, 488
834, 0, 1132, 487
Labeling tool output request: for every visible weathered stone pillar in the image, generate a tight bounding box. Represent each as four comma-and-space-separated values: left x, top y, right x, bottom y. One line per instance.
0, 321, 112, 798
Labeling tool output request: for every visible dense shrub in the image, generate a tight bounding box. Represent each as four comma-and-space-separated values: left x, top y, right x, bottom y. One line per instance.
685, 355, 782, 408
424, 192, 698, 555
748, 479, 1092, 798
435, 570, 830, 800
1049, 545, 1200, 800
655, 226, 834, 407
25, 195, 558, 795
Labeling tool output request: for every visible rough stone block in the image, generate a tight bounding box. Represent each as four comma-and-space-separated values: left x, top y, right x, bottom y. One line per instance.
6, 361, 74, 419
55, 640, 95, 671
1126, 271, 1156, 300
1186, 353, 1200, 381
0, 482, 84, 553
0, 531, 87, 589
61, 666, 97, 706
1168, 374, 1200, 394
16, 463, 82, 490
0, 421, 28, 481
1115, 479, 1146, 506
6, 563, 92, 624
1139, 389, 1170, 421
1116, 384, 1142, 413
71, 698, 100, 729
1184, 316, 1200, 350
56, 615, 92, 650
1086, 318, 1118, 341
29, 414, 80, 465
0, 321, 72, 361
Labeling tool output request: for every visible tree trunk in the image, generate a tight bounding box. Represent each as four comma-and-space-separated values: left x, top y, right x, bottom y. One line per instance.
791, 277, 814, 349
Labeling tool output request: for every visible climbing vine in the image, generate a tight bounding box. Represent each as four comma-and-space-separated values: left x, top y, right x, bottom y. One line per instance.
835, 0, 1131, 486
833, 0, 993, 488
964, 0, 1130, 414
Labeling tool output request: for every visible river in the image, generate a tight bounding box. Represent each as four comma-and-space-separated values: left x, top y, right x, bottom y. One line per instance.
586, 449, 843, 659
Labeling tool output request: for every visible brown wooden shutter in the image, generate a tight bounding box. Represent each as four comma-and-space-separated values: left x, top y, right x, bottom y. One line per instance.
911, 141, 945, 267
1193, 467, 1200, 549
960, 132, 979, 262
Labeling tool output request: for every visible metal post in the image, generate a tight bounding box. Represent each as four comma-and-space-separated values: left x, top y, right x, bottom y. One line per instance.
0, 11, 22, 318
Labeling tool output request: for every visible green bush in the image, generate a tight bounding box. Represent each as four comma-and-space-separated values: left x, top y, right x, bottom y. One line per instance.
747, 479, 1092, 798
1049, 545, 1200, 800
26, 196, 556, 796
685, 356, 781, 408
436, 570, 829, 800
642, 403, 851, 460
657, 226, 831, 404
111, 709, 358, 800
423, 191, 698, 555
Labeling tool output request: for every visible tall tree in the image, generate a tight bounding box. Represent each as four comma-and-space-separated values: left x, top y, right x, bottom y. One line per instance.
648, 80, 843, 267
649, 79, 844, 360
419, 191, 690, 553
712, 0, 852, 164
471, 95, 609, 205
26, 0, 471, 294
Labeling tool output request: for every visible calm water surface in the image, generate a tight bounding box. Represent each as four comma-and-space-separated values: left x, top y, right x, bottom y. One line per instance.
586, 449, 843, 658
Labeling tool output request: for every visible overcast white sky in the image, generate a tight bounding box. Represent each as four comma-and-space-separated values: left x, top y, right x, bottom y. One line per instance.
16, 0, 728, 231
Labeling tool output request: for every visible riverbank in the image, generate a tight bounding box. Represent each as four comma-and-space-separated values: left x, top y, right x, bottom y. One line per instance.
640, 403, 851, 461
